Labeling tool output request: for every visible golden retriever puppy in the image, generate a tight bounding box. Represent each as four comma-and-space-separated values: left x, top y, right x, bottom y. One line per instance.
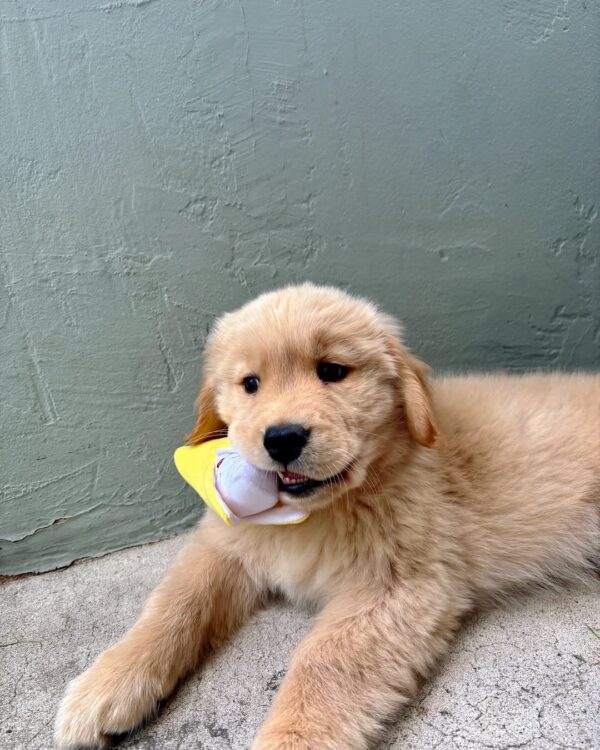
55, 284, 600, 749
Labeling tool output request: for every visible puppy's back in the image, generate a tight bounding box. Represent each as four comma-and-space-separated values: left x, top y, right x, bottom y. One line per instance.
430, 372, 600, 593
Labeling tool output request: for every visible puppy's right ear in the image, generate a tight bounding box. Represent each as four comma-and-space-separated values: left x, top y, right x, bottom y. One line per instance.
185, 380, 227, 445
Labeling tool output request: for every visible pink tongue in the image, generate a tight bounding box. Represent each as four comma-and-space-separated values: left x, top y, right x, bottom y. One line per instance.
282, 470, 308, 481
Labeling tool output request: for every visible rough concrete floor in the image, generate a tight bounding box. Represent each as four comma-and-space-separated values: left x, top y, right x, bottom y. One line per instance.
1, 536, 599, 750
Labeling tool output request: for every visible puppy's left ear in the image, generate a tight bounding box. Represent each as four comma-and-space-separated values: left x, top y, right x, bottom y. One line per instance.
185, 379, 227, 445
386, 334, 438, 448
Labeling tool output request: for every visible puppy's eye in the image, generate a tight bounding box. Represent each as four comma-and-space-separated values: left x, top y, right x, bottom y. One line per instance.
317, 362, 349, 383
242, 375, 260, 394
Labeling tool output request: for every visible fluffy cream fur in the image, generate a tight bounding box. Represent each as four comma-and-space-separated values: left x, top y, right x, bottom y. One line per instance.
55, 284, 600, 749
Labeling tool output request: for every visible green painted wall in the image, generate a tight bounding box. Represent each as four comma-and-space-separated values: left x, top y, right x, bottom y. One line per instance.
1, 1, 598, 574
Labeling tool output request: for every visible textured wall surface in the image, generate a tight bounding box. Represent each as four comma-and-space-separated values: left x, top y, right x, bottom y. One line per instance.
1, 0, 598, 574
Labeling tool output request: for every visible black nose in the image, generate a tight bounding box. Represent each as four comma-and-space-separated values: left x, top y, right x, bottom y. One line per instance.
263, 424, 310, 465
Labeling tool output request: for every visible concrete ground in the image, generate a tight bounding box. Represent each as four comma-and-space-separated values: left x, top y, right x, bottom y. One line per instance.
1, 537, 599, 750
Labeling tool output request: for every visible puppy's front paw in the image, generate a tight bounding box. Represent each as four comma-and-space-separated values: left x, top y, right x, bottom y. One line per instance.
55, 647, 162, 748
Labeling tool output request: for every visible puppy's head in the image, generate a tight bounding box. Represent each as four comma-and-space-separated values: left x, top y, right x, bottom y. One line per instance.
187, 284, 436, 511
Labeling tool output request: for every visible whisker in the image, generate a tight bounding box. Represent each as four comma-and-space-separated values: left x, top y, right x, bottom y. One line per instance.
330, 446, 394, 528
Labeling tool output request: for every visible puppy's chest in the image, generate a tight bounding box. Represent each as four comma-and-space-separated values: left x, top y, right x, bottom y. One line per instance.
269, 545, 340, 604
244, 520, 384, 604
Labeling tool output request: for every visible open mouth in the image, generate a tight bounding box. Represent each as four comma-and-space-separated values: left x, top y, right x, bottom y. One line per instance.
277, 467, 348, 497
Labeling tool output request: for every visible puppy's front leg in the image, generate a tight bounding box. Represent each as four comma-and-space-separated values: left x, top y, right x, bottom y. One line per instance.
55, 522, 259, 748
253, 581, 462, 750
